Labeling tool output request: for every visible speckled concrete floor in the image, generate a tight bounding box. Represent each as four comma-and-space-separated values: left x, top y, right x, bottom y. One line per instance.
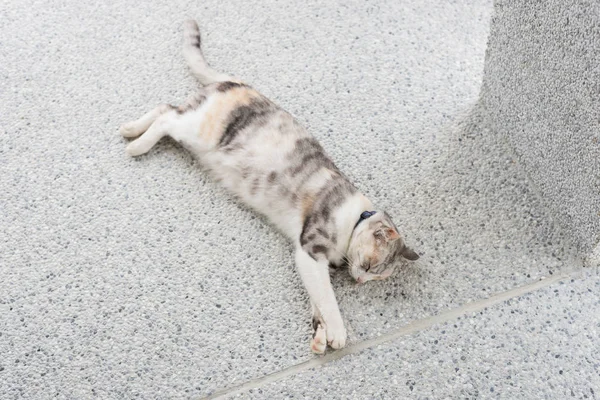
0, 0, 592, 399
231, 270, 600, 399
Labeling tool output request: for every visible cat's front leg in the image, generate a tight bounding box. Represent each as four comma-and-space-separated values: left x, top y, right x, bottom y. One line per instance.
295, 248, 347, 353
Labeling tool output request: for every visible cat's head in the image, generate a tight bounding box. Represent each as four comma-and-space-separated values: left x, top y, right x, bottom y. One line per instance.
346, 211, 419, 284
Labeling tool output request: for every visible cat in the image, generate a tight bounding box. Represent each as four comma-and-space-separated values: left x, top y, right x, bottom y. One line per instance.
120, 19, 419, 354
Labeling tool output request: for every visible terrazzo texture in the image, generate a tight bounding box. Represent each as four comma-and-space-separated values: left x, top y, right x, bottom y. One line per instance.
331, 107, 580, 341
479, 0, 600, 253
0, 0, 588, 398
236, 271, 600, 399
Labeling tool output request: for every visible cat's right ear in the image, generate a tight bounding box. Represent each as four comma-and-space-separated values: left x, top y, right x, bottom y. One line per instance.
401, 247, 419, 261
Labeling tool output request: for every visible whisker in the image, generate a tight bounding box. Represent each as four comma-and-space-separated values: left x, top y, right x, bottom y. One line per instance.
322, 244, 362, 275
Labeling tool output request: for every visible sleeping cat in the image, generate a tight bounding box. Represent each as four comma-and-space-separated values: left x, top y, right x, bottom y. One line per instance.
120, 19, 419, 354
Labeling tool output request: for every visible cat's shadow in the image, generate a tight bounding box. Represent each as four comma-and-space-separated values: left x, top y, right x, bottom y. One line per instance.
330, 258, 427, 301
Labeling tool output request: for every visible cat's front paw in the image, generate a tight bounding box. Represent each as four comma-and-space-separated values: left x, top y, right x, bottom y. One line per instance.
310, 323, 327, 354
326, 322, 347, 350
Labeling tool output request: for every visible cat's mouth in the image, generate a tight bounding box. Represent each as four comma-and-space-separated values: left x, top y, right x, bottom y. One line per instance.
355, 268, 394, 284
350, 261, 395, 284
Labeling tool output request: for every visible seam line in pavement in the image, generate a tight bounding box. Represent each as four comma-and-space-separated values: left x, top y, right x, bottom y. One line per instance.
204, 270, 578, 399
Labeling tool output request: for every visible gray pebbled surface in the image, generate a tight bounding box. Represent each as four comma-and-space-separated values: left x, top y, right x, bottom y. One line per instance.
332, 106, 580, 341
236, 271, 600, 399
478, 0, 600, 253
0, 0, 584, 398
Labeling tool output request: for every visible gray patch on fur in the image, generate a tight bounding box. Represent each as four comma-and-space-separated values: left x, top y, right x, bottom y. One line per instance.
219, 98, 276, 148
177, 90, 207, 114
216, 81, 247, 92
299, 175, 357, 259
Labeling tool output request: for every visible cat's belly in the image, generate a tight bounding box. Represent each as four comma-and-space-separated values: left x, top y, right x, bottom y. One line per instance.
177, 95, 338, 241
204, 129, 308, 239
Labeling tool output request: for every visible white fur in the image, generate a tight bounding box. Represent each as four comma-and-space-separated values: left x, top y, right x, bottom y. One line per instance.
295, 249, 346, 349
119, 19, 418, 353
330, 193, 373, 266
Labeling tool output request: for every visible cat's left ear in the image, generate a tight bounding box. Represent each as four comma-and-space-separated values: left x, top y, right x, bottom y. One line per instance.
401, 247, 419, 261
376, 227, 400, 242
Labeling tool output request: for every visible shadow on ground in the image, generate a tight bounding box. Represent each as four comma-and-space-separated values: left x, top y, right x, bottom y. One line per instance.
333, 106, 579, 341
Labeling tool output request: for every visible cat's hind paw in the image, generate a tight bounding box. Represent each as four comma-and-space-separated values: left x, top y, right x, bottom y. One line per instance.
310, 323, 327, 354
119, 122, 142, 138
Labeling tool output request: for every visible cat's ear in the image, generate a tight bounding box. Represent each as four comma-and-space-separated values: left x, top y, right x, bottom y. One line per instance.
375, 227, 400, 242
401, 247, 419, 261
385, 228, 400, 241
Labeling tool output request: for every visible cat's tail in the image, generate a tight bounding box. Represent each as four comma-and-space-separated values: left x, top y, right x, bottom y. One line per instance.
183, 19, 237, 85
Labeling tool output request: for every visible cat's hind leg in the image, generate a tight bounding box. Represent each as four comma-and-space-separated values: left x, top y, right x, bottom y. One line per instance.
124, 106, 177, 156
119, 104, 174, 138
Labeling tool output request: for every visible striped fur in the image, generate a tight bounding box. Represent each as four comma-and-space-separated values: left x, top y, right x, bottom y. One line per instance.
120, 19, 419, 354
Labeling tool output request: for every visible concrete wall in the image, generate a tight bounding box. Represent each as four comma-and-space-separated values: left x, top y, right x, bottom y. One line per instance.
478, 0, 600, 254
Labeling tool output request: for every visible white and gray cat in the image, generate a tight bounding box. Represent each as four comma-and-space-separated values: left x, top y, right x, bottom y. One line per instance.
120, 20, 419, 354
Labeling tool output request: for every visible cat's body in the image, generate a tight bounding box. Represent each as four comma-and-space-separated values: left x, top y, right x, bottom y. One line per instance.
121, 20, 419, 353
